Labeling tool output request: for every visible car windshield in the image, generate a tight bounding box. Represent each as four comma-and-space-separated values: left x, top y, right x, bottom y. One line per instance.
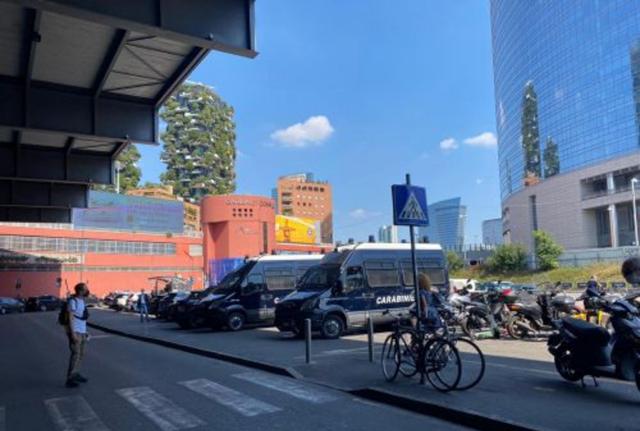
297, 265, 341, 291
214, 261, 256, 293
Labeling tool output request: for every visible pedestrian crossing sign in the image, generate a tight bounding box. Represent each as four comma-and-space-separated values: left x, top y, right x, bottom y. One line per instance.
391, 184, 429, 226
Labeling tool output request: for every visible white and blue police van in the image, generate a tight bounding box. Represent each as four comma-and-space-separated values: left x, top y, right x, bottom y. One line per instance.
185, 254, 322, 331
274, 243, 448, 339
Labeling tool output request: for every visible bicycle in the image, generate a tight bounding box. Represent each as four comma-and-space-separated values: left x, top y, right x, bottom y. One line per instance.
381, 310, 462, 392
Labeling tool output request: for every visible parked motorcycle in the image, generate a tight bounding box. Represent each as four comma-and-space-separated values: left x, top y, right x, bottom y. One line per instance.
459, 286, 514, 339
507, 288, 580, 340
547, 257, 640, 393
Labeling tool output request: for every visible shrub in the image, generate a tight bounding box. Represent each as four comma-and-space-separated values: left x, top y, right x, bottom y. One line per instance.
533, 230, 563, 270
486, 244, 527, 272
446, 251, 464, 272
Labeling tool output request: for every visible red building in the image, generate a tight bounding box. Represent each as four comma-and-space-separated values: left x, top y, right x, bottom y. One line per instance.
0, 224, 203, 299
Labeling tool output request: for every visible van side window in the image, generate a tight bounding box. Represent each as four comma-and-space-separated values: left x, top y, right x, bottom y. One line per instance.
265, 268, 297, 291
400, 260, 446, 286
345, 266, 364, 292
364, 260, 399, 288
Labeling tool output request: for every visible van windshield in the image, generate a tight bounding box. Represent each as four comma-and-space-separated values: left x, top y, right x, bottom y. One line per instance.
298, 265, 340, 291
214, 261, 256, 293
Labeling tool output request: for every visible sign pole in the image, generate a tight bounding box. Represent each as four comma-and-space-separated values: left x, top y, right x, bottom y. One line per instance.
406, 173, 422, 324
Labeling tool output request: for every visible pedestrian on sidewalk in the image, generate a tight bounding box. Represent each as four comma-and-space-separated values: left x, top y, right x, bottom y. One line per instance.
63, 282, 90, 388
137, 288, 150, 322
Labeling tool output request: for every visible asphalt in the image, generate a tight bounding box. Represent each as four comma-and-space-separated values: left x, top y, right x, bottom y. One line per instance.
86, 309, 640, 431
0, 312, 467, 431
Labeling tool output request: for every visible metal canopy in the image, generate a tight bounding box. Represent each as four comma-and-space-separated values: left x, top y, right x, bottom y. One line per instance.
0, 0, 256, 222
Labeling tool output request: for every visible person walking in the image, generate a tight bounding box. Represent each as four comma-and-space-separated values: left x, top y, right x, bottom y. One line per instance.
137, 288, 150, 322
64, 283, 90, 388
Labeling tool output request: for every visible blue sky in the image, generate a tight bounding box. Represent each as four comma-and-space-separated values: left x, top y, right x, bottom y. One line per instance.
138, 0, 500, 244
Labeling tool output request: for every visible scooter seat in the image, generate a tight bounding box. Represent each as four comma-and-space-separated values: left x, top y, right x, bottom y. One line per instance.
562, 318, 610, 345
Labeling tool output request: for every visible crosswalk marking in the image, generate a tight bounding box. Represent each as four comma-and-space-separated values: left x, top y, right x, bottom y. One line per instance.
180, 378, 281, 417
116, 387, 204, 431
44, 396, 110, 431
233, 372, 338, 404
0, 406, 5, 431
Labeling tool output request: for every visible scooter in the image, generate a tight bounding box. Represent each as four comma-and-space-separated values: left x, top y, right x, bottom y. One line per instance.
508, 289, 580, 339
548, 293, 640, 391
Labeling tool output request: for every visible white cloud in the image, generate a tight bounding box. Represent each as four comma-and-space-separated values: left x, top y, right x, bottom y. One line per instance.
463, 132, 497, 149
475, 178, 484, 185
439, 137, 458, 151
349, 208, 382, 220
270, 115, 334, 148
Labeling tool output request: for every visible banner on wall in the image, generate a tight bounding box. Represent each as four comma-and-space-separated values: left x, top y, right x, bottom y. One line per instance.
72, 191, 184, 234
275, 215, 321, 244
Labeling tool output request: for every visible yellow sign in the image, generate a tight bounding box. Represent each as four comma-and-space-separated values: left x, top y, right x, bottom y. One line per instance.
276, 215, 319, 244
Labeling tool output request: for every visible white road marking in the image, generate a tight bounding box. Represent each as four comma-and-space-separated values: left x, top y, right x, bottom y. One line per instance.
179, 378, 281, 417
233, 372, 337, 404
116, 387, 204, 431
44, 396, 110, 431
293, 347, 374, 359
0, 406, 5, 431
533, 386, 556, 392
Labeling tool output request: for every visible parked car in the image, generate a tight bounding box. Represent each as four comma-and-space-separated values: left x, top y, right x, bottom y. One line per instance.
157, 292, 190, 320
111, 293, 132, 311
25, 295, 62, 312
0, 297, 25, 314
85, 294, 100, 308
126, 293, 140, 311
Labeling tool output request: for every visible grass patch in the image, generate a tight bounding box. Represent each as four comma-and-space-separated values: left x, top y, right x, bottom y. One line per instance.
451, 262, 624, 286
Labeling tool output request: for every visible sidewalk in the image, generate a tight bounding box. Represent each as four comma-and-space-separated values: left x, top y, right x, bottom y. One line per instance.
89, 309, 640, 431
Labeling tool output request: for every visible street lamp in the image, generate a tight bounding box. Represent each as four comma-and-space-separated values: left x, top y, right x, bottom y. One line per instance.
114, 161, 123, 194
632, 177, 639, 248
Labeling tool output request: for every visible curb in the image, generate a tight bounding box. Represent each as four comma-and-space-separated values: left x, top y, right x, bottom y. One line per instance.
87, 322, 299, 379
89, 320, 543, 431
350, 388, 543, 431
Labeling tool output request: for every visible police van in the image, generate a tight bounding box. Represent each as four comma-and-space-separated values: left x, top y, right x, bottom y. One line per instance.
274, 243, 448, 339
182, 254, 322, 331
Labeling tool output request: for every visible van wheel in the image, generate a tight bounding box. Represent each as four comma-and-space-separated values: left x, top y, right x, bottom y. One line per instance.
227, 312, 245, 331
321, 315, 344, 339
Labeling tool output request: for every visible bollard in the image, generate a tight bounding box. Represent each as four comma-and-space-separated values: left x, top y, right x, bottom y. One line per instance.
367, 316, 374, 362
305, 318, 312, 364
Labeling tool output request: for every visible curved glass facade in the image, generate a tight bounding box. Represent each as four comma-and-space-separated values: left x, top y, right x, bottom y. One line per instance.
491, 1, 640, 200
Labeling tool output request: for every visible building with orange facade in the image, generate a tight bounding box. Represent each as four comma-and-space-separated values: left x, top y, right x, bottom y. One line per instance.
0, 224, 203, 299
274, 173, 333, 244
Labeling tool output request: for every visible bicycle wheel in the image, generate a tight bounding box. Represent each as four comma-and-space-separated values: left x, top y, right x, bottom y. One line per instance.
398, 330, 418, 378
381, 334, 401, 382
423, 338, 462, 392
451, 337, 485, 390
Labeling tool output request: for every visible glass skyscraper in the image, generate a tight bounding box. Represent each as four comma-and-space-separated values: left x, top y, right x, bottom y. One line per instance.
491, 1, 640, 252
491, 0, 640, 200
418, 198, 466, 250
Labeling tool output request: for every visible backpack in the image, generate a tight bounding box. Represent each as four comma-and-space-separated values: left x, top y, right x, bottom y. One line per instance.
57, 299, 71, 326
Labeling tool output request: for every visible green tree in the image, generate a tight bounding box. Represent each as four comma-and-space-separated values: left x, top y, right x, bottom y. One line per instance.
160, 82, 236, 202
543, 137, 560, 178
533, 230, 563, 270
446, 251, 464, 272
521, 81, 541, 181
486, 244, 528, 272
93, 144, 141, 193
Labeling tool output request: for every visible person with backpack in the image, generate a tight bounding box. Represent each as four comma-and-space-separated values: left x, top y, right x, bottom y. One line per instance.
59, 282, 90, 388
137, 288, 150, 322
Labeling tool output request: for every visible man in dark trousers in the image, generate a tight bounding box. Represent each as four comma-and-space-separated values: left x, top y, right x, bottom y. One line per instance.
137, 288, 150, 322
64, 283, 90, 388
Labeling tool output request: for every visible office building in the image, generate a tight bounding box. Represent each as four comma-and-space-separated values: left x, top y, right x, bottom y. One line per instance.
482, 218, 503, 246
275, 173, 333, 244
491, 1, 640, 252
418, 198, 466, 250
378, 225, 399, 243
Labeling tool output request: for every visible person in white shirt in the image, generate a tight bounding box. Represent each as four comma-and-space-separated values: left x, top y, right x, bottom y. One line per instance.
65, 283, 90, 388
